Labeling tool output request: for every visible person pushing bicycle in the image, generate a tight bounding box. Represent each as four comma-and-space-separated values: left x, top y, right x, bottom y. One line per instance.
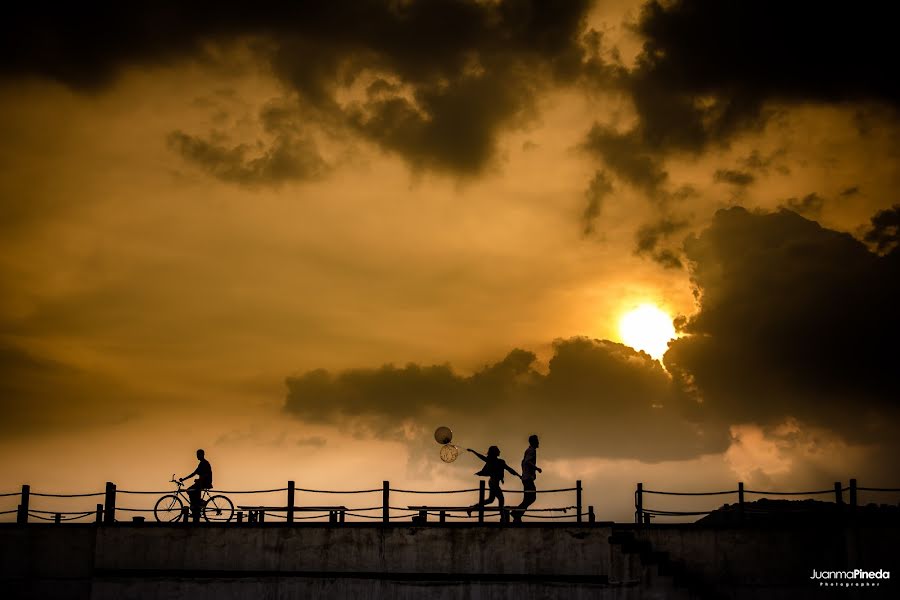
179, 449, 213, 522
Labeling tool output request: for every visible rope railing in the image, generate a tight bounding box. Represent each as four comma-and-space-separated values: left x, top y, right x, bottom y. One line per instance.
28, 511, 95, 522
389, 488, 480, 494
295, 487, 382, 494
744, 489, 834, 495
30, 491, 105, 498
1, 477, 591, 525
634, 478, 899, 525
642, 489, 736, 496
211, 488, 288, 494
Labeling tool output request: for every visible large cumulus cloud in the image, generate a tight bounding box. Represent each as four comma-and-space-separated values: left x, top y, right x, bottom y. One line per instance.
286, 338, 723, 462
665, 207, 900, 444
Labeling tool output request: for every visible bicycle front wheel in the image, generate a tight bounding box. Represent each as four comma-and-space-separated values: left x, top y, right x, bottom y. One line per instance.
154, 494, 185, 522
202, 495, 234, 523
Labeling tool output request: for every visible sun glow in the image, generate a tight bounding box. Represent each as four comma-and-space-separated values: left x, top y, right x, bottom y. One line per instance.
618, 304, 677, 360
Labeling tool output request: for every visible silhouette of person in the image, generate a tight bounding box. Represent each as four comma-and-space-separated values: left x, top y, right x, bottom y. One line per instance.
466, 446, 520, 520
512, 434, 542, 523
179, 449, 213, 523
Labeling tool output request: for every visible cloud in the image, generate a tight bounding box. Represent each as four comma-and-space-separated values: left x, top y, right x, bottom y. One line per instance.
285, 338, 724, 462
634, 217, 689, 269
624, 0, 900, 155
581, 0, 897, 217
0, 341, 136, 438
581, 170, 614, 235
2, 1, 593, 178
665, 207, 900, 445
713, 169, 754, 188
167, 129, 328, 186
863, 204, 900, 255
582, 124, 668, 194
779, 192, 825, 219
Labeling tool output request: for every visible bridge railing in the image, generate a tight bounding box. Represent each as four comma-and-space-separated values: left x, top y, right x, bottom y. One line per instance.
0, 479, 592, 525
634, 479, 900, 524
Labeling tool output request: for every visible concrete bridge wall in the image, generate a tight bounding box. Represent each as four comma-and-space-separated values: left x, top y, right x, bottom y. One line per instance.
1, 523, 896, 599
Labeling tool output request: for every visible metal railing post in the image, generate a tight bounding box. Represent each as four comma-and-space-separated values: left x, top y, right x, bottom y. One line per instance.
287, 481, 295, 524
95, 504, 103, 524
383, 481, 389, 523
834, 481, 843, 505
576, 480, 583, 523
103, 482, 116, 524
478, 481, 485, 523
17, 485, 30, 524
54, 513, 61, 524
635, 483, 643, 525
738, 481, 744, 523
849, 478, 857, 509
588, 505, 595, 523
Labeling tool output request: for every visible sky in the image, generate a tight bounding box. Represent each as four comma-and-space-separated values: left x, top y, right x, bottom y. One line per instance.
1, 0, 898, 522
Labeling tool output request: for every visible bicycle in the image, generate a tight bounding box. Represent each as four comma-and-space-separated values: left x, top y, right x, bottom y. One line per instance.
153, 475, 235, 523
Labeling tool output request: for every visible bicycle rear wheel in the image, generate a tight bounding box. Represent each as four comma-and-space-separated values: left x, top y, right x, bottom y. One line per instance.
154, 494, 184, 522
202, 494, 234, 522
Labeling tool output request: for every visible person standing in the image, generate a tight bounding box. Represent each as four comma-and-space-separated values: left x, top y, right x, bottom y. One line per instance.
512, 435, 541, 523
180, 449, 213, 523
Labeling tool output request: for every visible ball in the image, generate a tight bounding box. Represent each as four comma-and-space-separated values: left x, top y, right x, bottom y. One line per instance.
434, 426, 453, 444
440, 444, 459, 463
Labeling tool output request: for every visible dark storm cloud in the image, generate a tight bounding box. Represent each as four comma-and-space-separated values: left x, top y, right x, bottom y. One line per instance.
665, 207, 900, 444
583, 0, 897, 208
713, 169, 754, 188
167, 129, 328, 185
863, 204, 900, 255
582, 125, 668, 194
779, 193, 825, 219
0, 341, 136, 437
634, 217, 688, 269
581, 170, 614, 235
285, 338, 724, 462
2, 0, 592, 177
635, 0, 900, 110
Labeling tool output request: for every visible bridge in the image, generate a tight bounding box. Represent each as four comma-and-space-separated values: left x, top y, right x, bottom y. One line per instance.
1, 479, 898, 599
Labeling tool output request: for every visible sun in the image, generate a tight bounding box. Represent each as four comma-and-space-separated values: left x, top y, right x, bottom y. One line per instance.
618, 304, 677, 360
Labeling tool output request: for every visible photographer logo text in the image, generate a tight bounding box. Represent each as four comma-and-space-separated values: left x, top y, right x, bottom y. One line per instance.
811, 569, 890, 587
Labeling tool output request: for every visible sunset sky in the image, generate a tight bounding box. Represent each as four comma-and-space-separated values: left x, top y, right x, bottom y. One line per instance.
1, 1, 898, 522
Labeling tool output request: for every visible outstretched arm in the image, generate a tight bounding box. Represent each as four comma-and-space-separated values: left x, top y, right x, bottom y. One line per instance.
504, 463, 521, 478
180, 465, 199, 482
467, 448, 487, 462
